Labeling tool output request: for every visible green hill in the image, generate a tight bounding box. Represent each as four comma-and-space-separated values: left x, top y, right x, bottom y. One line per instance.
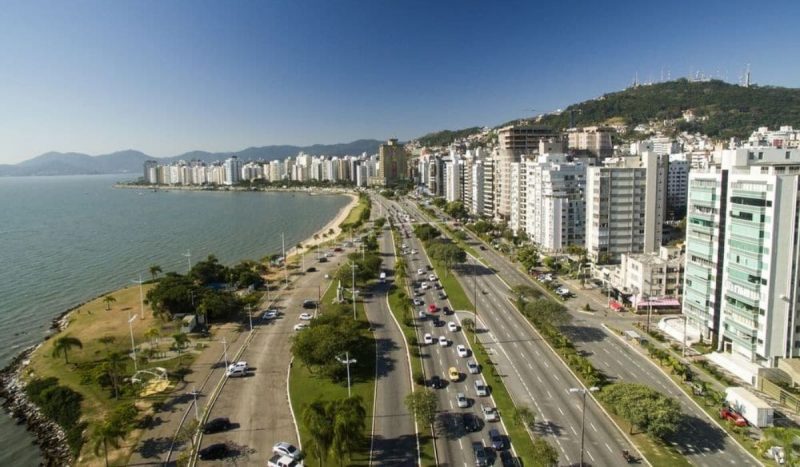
537, 79, 800, 140
416, 127, 481, 147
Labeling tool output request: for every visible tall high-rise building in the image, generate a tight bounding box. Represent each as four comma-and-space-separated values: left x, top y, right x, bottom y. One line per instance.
567, 126, 614, 159
144, 160, 158, 184
667, 155, 690, 219
376, 138, 408, 186
223, 156, 242, 185
585, 153, 666, 263
524, 153, 586, 252
683, 147, 800, 377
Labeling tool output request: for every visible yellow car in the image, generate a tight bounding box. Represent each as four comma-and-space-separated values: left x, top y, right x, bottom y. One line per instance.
448, 367, 460, 382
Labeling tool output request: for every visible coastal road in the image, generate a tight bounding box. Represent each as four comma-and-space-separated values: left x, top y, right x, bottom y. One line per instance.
360, 208, 418, 466
384, 198, 514, 467
199, 247, 350, 465
407, 199, 759, 467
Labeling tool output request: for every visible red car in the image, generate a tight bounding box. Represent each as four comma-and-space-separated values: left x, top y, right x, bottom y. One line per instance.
333, 247, 343, 252
428, 304, 438, 313
719, 407, 747, 427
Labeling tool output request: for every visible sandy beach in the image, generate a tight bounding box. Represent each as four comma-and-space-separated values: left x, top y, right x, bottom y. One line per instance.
285, 191, 359, 258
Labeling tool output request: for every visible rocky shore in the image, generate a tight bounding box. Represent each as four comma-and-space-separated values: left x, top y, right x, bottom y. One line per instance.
0, 303, 85, 466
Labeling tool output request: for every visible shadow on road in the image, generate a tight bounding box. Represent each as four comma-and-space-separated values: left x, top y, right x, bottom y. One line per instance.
375, 337, 399, 378
135, 436, 174, 459
560, 324, 608, 343
667, 414, 728, 455
370, 433, 419, 466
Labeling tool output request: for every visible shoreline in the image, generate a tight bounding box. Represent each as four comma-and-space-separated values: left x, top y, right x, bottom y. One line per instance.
0, 190, 360, 466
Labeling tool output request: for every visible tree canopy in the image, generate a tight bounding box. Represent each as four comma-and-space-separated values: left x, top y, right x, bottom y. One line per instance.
600, 382, 683, 439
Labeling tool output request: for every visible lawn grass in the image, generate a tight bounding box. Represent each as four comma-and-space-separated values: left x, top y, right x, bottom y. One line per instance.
25, 283, 202, 466
288, 277, 376, 466
339, 193, 369, 229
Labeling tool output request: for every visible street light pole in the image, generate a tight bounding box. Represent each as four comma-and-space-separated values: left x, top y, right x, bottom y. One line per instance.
473, 261, 478, 344
247, 304, 253, 332
221, 337, 228, 369
336, 352, 357, 397
350, 261, 358, 320
132, 274, 145, 320
184, 249, 192, 274
282, 233, 288, 288
191, 386, 200, 420
569, 386, 599, 467
128, 314, 138, 372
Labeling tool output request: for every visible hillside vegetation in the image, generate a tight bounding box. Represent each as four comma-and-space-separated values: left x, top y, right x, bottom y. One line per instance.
416, 127, 481, 147
537, 79, 800, 139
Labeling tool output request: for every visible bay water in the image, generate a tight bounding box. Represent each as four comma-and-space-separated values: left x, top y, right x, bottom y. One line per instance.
0, 174, 350, 465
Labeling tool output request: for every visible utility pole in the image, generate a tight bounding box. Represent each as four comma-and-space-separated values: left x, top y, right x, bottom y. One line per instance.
569, 386, 599, 467
282, 233, 288, 288
336, 352, 357, 397
184, 249, 192, 274
350, 261, 358, 320
132, 273, 145, 320
221, 337, 228, 369
473, 261, 478, 343
247, 304, 253, 332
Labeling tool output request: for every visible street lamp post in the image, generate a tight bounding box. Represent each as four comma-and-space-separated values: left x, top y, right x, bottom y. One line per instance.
184, 249, 192, 274
128, 314, 138, 372
247, 304, 253, 331
473, 261, 478, 343
282, 233, 288, 288
569, 386, 599, 467
132, 274, 145, 320
336, 352, 357, 397
221, 337, 229, 369
190, 387, 200, 420
349, 261, 359, 320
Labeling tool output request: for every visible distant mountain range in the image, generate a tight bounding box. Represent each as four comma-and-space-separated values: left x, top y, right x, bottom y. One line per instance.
0, 140, 384, 177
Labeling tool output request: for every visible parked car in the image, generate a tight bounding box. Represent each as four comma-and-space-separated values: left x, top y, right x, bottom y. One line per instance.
428, 274, 437, 282
720, 407, 748, 427
298, 313, 313, 320
438, 335, 449, 347
417, 268, 425, 275
272, 441, 301, 460
293, 323, 309, 331
472, 441, 489, 467
421, 282, 429, 289
333, 247, 343, 252
306, 267, 317, 273
262, 309, 278, 320
489, 428, 505, 450
318, 257, 328, 263
423, 333, 433, 345
413, 298, 424, 306
474, 379, 488, 396
479, 245, 487, 250
467, 360, 480, 374
448, 367, 460, 382
457, 345, 469, 357
438, 291, 448, 300
448, 322, 459, 332
199, 443, 230, 460
302, 300, 316, 309
428, 304, 438, 313
457, 392, 469, 408
499, 450, 519, 467
481, 404, 499, 422
443, 306, 452, 315
203, 417, 232, 434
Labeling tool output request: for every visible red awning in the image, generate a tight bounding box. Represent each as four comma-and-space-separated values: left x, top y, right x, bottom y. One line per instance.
636, 298, 681, 308
609, 300, 623, 311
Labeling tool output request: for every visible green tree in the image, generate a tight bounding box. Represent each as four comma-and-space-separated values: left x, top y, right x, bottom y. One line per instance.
531, 437, 559, 467
91, 421, 124, 467
600, 383, 682, 439
461, 318, 475, 333
103, 295, 117, 311
173, 333, 189, 353
52, 336, 83, 364
104, 351, 127, 399
332, 396, 367, 465
759, 427, 800, 466
144, 327, 161, 348
513, 406, 536, 431
303, 400, 335, 467
444, 201, 468, 219
149, 264, 163, 281
176, 419, 199, 448
189, 254, 228, 285
404, 388, 438, 426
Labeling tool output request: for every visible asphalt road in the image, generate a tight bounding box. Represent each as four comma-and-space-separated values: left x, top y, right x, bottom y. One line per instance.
363, 207, 418, 466
409, 200, 759, 467
198, 248, 350, 465
384, 198, 514, 467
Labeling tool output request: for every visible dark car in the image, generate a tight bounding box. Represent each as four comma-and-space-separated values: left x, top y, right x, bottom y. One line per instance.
306, 267, 317, 273
472, 441, 489, 467
318, 257, 328, 263
203, 417, 232, 434
429, 375, 443, 389
198, 443, 229, 460
462, 413, 482, 432
442, 306, 452, 315
333, 247, 343, 252
479, 245, 487, 250
489, 428, 505, 450
499, 450, 519, 467
302, 300, 316, 309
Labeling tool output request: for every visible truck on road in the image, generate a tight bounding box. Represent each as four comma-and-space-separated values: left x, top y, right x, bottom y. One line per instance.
725, 387, 773, 428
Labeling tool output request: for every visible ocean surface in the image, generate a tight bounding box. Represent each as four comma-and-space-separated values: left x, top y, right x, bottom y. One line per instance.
0, 174, 350, 466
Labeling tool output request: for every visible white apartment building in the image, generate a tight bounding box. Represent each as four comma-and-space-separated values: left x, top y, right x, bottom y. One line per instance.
471, 160, 485, 216
585, 153, 666, 263
748, 126, 800, 149
223, 156, 241, 185
667, 154, 690, 219
617, 246, 684, 298
445, 155, 462, 202
524, 153, 586, 252
683, 147, 800, 378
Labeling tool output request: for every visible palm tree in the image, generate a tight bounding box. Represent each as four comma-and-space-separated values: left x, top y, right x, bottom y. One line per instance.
105, 351, 127, 399
303, 401, 334, 466
759, 427, 800, 465
91, 421, 124, 467
99, 335, 116, 350
332, 396, 366, 465
52, 336, 83, 364
103, 295, 117, 311
173, 332, 189, 353
461, 318, 475, 333
149, 264, 162, 281
144, 327, 161, 348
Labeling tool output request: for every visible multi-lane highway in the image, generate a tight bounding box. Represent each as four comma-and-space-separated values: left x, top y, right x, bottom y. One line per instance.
405, 199, 760, 467
382, 197, 516, 467
363, 206, 418, 466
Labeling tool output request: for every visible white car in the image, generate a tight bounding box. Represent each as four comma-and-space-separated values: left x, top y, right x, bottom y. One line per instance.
467, 360, 480, 374
411, 249, 417, 254
438, 336, 449, 347
457, 345, 469, 357
447, 322, 458, 332
481, 404, 499, 422
413, 298, 424, 306
261, 309, 278, 320
421, 282, 429, 290
474, 379, 488, 396
423, 333, 433, 345
428, 274, 437, 282
272, 441, 301, 460
456, 392, 469, 408
229, 361, 248, 371
299, 313, 313, 320
417, 268, 425, 275
293, 323, 309, 331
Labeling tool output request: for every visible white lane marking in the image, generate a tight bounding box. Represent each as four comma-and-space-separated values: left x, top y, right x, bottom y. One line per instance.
587, 450, 595, 462
558, 407, 565, 416
590, 422, 598, 433
547, 390, 553, 399
537, 375, 543, 384
606, 442, 613, 453
553, 374, 560, 382
570, 425, 578, 435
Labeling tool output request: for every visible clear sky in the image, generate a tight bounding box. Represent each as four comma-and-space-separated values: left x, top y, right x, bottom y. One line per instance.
1, 0, 798, 164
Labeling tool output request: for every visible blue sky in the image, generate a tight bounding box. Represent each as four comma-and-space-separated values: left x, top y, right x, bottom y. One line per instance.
0, 0, 798, 163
